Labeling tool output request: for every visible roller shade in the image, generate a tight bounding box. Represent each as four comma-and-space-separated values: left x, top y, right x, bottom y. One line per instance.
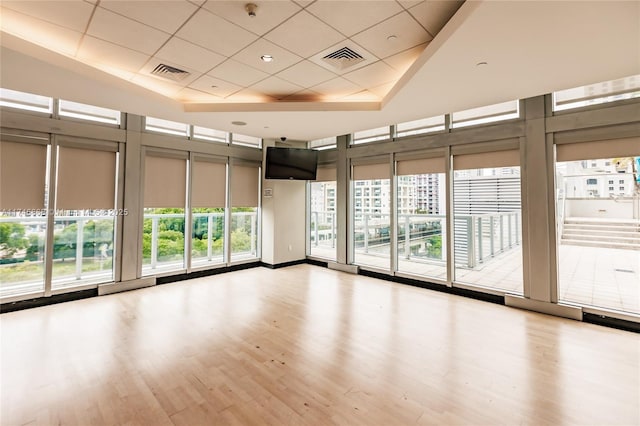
0, 141, 47, 209
352, 162, 389, 180
397, 157, 445, 176
454, 149, 519, 170
315, 167, 336, 182
56, 146, 116, 210
556, 137, 639, 162
231, 164, 259, 207
192, 160, 226, 208
144, 155, 186, 208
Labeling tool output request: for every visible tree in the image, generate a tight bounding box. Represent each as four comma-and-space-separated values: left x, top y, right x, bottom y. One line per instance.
0, 222, 27, 257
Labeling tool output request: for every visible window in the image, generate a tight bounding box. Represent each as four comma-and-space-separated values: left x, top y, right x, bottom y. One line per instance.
193, 126, 228, 143
0, 88, 53, 114
352, 126, 391, 144
619, 179, 625, 184
0, 140, 49, 297
309, 137, 337, 150
553, 74, 640, 111
145, 117, 189, 137
586, 178, 597, 185
230, 164, 260, 261
609, 180, 614, 184
309, 167, 337, 260
232, 133, 261, 148
352, 160, 390, 270
396, 154, 447, 280
191, 159, 226, 268
396, 116, 445, 138
451, 100, 520, 128
453, 149, 523, 294
555, 137, 639, 315
142, 154, 187, 275
58, 100, 121, 125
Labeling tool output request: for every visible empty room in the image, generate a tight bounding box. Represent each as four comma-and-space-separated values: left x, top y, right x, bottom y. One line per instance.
1, 1, 639, 424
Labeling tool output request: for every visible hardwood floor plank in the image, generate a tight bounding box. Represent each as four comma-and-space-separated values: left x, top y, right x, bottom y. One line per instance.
2, 265, 639, 425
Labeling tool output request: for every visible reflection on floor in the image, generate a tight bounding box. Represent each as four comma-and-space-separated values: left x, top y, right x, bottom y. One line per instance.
310, 243, 640, 314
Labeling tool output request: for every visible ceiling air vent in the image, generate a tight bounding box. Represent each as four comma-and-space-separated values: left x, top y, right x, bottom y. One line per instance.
322, 47, 365, 70
150, 64, 191, 82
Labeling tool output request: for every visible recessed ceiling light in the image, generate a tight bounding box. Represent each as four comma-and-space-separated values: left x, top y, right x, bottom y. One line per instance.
211, 85, 218, 88
387, 35, 397, 41
232, 121, 247, 126
476, 61, 488, 67
261, 54, 274, 62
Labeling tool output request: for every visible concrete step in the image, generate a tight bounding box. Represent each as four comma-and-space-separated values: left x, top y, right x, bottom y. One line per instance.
560, 239, 640, 251
561, 233, 640, 245
562, 224, 640, 233
562, 229, 640, 239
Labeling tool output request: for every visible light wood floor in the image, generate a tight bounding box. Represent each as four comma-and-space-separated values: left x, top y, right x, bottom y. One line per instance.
1, 265, 638, 425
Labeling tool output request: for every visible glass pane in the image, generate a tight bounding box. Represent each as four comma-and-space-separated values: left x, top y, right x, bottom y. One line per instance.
396, 116, 445, 137
58, 99, 121, 125
232, 133, 261, 148
396, 174, 447, 280
309, 137, 337, 150
142, 208, 186, 275
193, 126, 228, 143
352, 126, 390, 144
51, 210, 115, 289
556, 156, 640, 314
231, 207, 258, 261
451, 100, 519, 128
145, 116, 189, 137
453, 166, 523, 293
0, 88, 53, 113
353, 179, 390, 269
309, 181, 337, 260
191, 208, 225, 267
553, 75, 640, 111
0, 211, 47, 297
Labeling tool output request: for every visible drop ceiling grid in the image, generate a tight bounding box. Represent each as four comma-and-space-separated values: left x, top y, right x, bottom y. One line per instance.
0, 0, 463, 105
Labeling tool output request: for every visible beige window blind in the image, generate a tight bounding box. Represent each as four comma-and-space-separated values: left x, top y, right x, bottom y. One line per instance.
56, 146, 116, 210
453, 149, 519, 170
231, 164, 259, 207
397, 157, 446, 176
352, 162, 390, 181
0, 141, 47, 209
144, 155, 186, 208
192, 160, 226, 208
315, 166, 337, 182
556, 137, 639, 162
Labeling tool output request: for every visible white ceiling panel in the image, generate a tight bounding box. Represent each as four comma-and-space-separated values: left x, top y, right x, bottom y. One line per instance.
383, 43, 427, 73
232, 38, 304, 74
276, 60, 337, 88
202, 1, 301, 36
249, 76, 304, 99
352, 11, 432, 59
368, 81, 396, 98
343, 60, 399, 88
307, 1, 403, 37
408, 1, 464, 36
264, 10, 345, 58
188, 74, 243, 98
88, 8, 171, 56
310, 77, 362, 99
99, 1, 199, 34
155, 37, 225, 74
293, 0, 315, 7
131, 74, 185, 97
77, 35, 150, 74
398, 0, 423, 9
176, 8, 258, 57
226, 87, 277, 103
0, 7, 83, 57
208, 59, 269, 87
176, 87, 224, 102
342, 90, 380, 101
1, 1, 94, 33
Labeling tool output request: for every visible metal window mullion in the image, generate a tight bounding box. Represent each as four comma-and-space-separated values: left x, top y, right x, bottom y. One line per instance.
185, 153, 193, 273
224, 161, 232, 265
113, 143, 125, 283
390, 153, 397, 274
445, 146, 454, 286
43, 136, 58, 296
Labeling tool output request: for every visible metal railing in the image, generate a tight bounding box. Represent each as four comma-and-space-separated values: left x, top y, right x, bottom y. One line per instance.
310, 211, 336, 249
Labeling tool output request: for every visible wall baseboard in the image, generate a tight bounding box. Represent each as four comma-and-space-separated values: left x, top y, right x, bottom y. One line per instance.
1, 289, 97, 313
505, 295, 583, 320
98, 277, 156, 296
261, 259, 307, 269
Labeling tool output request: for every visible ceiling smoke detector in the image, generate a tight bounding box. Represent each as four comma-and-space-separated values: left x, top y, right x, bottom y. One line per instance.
322, 47, 365, 70
245, 3, 257, 17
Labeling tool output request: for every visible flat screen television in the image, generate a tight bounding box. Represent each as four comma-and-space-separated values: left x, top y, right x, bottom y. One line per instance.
265, 147, 318, 180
